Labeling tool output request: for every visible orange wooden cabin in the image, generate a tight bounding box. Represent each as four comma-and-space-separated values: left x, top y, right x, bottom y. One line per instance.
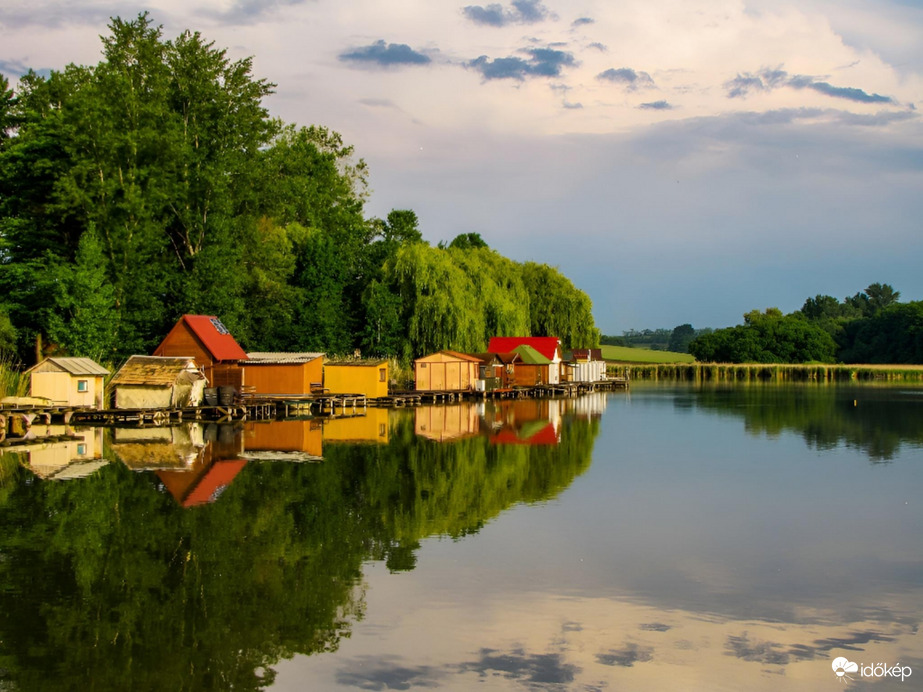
242, 352, 325, 396
153, 315, 247, 390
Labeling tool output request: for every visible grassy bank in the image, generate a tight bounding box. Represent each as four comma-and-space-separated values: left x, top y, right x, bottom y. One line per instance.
607, 362, 923, 383
0, 356, 29, 399
600, 345, 696, 364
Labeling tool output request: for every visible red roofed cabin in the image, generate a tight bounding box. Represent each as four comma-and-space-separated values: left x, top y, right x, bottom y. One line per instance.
487, 336, 563, 385
153, 315, 247, 391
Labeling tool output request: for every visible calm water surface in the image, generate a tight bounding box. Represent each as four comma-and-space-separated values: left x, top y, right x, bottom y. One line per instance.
1, 384, 921, 691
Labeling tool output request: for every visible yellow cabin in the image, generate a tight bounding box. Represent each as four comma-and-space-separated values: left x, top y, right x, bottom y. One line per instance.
27, 357, 110, 409
323, 359, 389, 398
322, 408, 391, 444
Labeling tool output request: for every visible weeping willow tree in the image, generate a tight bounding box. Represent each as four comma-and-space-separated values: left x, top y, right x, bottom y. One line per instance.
386, 242, 595, 359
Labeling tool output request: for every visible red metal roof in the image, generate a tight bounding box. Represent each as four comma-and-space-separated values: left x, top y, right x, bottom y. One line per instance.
183, 460, 248, 507
181, 315, 248, 362
490, 422, 560, 446
488, 337, 561, 361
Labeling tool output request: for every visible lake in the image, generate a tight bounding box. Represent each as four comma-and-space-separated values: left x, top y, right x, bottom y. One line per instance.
1, 383, 921, 691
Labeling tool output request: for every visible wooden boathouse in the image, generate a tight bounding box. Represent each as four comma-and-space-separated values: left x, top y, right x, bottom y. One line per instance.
27, 357, 110, 410
153, 315, 247, 391
414, 350, 482, 392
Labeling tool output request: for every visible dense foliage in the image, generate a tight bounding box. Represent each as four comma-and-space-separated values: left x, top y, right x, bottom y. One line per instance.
0, 14, 598, 365
689, 283, 922, 364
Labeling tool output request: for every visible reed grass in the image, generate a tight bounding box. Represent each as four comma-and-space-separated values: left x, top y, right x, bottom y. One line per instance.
607, 362, 923, 383
0, 354, 29, 398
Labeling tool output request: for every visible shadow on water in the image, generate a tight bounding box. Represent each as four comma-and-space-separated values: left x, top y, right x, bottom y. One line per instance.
0, 397, 602, 691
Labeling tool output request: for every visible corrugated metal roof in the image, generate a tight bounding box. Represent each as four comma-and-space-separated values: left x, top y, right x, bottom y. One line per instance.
325, 359, 388, 367
488, 336, 561, 361
27, 357, 110, 376
245, 352, 324, 364
111, 356, 204, 386
181, 315, 248, 361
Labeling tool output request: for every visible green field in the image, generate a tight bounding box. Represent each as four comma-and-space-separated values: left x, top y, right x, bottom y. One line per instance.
600, 345, 696, 364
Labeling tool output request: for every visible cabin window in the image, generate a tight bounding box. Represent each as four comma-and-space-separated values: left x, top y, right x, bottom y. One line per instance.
379, 368, 387, 382
77, 444, 87, 456
379, 423, 387, 437
420, 363, 427, 368
77, 380, 89, 393
210, 317, 230, 335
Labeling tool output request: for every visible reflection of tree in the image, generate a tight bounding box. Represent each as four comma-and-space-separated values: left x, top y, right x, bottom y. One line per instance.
0, 409, 600, 689
692, 385, 923, 461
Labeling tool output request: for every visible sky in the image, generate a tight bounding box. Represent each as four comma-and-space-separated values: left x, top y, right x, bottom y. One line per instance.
1, 0, 921, 334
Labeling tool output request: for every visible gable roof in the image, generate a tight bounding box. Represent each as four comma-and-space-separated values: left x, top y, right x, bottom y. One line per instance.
164, 315, 248, 362
415, 350, 483, 364
511, 344, 552, 365
111, 356, 205, 387
488, 336, 561, 361
27, 357, 110, 376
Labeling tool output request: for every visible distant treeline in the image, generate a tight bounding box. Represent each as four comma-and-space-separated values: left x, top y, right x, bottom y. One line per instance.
601, 325, 712, 353
0, 14, 598, 366
688, 283, 922, 364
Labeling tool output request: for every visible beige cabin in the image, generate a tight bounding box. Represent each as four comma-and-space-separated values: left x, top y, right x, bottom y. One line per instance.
414, 351, 481, 391
110, 356, 207, 410
27, 357, 109, 409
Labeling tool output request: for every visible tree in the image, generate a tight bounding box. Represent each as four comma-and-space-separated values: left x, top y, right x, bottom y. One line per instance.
667, 324, 695, 353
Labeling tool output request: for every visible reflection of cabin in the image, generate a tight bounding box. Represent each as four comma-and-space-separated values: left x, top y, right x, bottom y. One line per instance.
491, 421, 559, 446
153, 315, 247, 390
415, 404, 481, 441
154, 425, 246, 507
111, 425, 207, 469
24, 427, 106, 479
488, 336, 562, 385
110, 356, 207, 409
242, 352, 324, 396
324, 359, 389, 398
322, 408, 391, 444
562, 348, 606, 383
27, 357, 109, 409
414, 351, 481, 391
242, 420, 323, 459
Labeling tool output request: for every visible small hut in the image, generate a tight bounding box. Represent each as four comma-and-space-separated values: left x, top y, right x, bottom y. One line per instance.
324, 359, 389, 398
508, 344, 555, 386
27, 357, 110, 409
153, 315, 247, 390
110, 356, 207, 410
242, 352, 325, 396
471, 352, 519, 390
562, 348, 606, 383
414, 350, 482, 391
488, 336, 562, 384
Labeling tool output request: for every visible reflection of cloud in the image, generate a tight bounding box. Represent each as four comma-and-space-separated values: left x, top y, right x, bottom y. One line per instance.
639, 622, 673, 632
725, 68, 894, 104
468, 48, 576, 81
335, 655, 444, 689
462, 0, 552, 27
458, 648, 580, 685
726, 630, 898, 666
340, 41, 432, 68
595, 643, 654, 667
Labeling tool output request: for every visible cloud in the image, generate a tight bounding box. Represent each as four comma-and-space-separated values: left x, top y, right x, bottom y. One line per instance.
587, 42, 607, 52
725, 68, 894, 104
335, 656, 444, 689
0, 3, 119, 29
468, 47, 576, 80
201, 0, 312, 23
0, 59, 34, 78
597, 67, 655, 90
462, 0, 552, 27
340, 40, 432, 68
572, 17, 594, 27
457, 648, 580, 685
639, 100, 673, 110
595, 643, 654, 667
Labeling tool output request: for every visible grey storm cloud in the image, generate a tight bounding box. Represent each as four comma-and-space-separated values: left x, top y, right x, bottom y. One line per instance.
639, 100, 673, 110
468, 47, 576, 80
462, 0, 551, 27
597, 67, 655, 89
725, 68, 893, 104
340, 40, 431, 67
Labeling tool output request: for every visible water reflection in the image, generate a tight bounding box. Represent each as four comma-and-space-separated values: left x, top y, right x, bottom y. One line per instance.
0, 400, 599, 691
689, 383, 923, 461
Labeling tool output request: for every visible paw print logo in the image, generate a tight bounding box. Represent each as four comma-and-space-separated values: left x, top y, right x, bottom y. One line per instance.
832, 657, 858, 682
